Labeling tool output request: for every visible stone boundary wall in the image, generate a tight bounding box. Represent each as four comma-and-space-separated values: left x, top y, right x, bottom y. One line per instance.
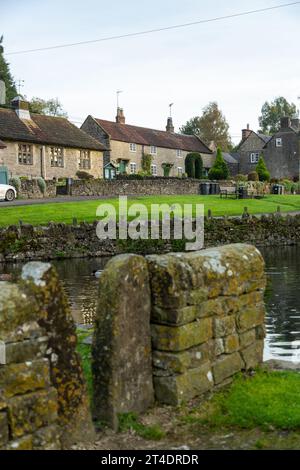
0, 213, 299, 262
18, 180, 57, 199
147, 245, 266, 405
0, 263, 94, 450
93, 244, 266, 418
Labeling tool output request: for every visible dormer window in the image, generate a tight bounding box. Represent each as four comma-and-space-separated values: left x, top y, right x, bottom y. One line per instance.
129, 143, 136, 152
276, 138, 282, 148
150, 146, 157, 155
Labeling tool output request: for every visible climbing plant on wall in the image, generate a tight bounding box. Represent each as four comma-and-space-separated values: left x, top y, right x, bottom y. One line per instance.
185, 153, 203, 179
141, 153, 153, 175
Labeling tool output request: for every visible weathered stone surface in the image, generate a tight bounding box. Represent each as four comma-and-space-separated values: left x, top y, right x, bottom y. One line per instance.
8, 389, 58, 438
153, 344, 209, 376
0, 412, 8, 447
223, 334, 240, 354
213, 316, 236, 338
21, 262, 95, 448
151, 318, 212, 352
92, 254, 154, 430
154, 362, 214, 405
152, 305, 199, 326
236, 303, 266, 332
0, 359, 50, 398
213, 353, 244, 384
33, 425, 61, 450
240, 340, 264, 370
4, 337, 48, 364
6, 435, 33, 450
239, 329, 256, 349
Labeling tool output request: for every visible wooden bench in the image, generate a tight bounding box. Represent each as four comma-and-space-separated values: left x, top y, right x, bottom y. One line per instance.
220, 186, 238, 199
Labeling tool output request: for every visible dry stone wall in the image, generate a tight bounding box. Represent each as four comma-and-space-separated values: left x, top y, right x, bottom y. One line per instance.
0, 262, 94, 450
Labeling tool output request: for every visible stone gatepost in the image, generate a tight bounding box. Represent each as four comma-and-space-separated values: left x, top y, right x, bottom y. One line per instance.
92, 254, 154, 430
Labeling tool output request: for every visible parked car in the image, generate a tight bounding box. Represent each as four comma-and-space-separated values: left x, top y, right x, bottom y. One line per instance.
0, 184, 17, 202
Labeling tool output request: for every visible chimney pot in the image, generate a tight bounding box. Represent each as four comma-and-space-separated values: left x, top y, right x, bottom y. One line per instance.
166, 117, 174, 133
242, 125, 251, 141
116, 107, 125, 124
11, 96, 31, 120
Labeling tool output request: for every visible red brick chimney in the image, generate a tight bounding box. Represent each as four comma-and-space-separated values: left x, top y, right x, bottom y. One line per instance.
242, 124, 251, 141
116, 107, 125, 124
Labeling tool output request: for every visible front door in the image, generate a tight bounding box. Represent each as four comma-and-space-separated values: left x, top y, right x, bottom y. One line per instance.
118, 160, 127, 174
0, 166, 8, 184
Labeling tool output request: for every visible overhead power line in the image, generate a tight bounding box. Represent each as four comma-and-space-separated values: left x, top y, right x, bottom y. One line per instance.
6, 2, 300, 56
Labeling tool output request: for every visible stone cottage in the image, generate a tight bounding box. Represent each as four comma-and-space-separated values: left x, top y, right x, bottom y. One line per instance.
263, 117, 300, 180
0, 97, 105, 180
235, 124, 271, 175
81, 108, 213, 178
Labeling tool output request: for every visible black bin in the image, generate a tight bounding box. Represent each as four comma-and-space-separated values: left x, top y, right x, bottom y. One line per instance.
272, 184, 284, 195
200, 182, 210, 195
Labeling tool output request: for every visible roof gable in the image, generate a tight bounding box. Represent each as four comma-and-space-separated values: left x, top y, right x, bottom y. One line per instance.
237, 130, 271, 150
94, 118, 212, 154
0, 108, 105, 151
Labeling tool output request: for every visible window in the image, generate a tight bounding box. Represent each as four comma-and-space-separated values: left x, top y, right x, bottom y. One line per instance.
176, 149, 182, 158
79, 150, 91, 170
151, 164, 157, 176
130, 162, 137, 174
276, 138, 282, 148
50, 147, 64, 167
18, 144, 33, 165
150, 146, 157, 155
129, 143, 136, 152
250, 153, 259, 164
177, 167, 183, 176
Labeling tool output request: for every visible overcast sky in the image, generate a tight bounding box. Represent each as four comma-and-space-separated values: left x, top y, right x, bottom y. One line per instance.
2, 0, 300, 143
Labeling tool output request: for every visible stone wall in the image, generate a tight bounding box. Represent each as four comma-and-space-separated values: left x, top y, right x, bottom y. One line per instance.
18, 179, 57, 199
93, 244, 266, 417
147, 245, 266, 405
0, 263, 94, 450
0, 213, 299, 262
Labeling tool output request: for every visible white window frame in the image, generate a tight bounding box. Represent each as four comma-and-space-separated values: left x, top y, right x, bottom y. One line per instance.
250, 153, 259, 164
129, 143, 137, 152
176, 149, 182, 158
151, 164, 157, 176
150, 145, 157, 155
130, 162, 137, 174
177, 167, 183, 176
275, 138, 282, 148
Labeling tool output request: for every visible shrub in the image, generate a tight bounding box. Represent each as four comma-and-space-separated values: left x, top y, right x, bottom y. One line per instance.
234, 174, 248, 183
185, 152, 203, 179
256, 156, 270, 182
208, 147, 229, 180
248, 171, 259, 182
141, 154, 153, 175
9, 176, 21, 192
36, 176, 46, 194
280, 179, 294, 193
76, 171, 94, 180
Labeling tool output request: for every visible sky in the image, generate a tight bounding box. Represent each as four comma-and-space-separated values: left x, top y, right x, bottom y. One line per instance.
1, 0, 300, 144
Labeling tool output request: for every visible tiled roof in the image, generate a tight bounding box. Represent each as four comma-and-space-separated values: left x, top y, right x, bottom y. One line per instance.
94, 118, 212, 154
0, 108, 105, 151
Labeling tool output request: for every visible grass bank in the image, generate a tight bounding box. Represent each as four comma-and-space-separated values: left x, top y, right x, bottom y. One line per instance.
1, 195, 300, 227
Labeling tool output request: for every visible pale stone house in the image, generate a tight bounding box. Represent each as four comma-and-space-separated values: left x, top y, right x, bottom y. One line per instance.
0, 97, 105, 180
81, 108, 213, 178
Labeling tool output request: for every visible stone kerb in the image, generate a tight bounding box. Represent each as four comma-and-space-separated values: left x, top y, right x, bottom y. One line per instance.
147, 244, 266, 405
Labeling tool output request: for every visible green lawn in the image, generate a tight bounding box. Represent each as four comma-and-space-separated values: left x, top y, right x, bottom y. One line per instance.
0, 195, 300, 227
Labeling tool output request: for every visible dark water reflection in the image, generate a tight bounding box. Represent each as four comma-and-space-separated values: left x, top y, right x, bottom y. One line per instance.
260, 246, 300, 361
1, 246, 300, 361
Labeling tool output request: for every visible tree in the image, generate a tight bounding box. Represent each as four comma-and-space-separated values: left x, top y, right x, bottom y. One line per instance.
185, 153, 203, 179
29, 97, 68, 117
0, 36, 17, 103
208, 147, 229, 180
180, 102, 232, 151
256, 156, 270, 182
259, 97, 298, 135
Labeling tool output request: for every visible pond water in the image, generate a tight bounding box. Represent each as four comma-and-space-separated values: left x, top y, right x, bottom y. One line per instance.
0, 246, 299, 361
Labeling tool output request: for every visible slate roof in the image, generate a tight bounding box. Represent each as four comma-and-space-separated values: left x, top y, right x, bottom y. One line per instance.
222, 152, 238, 164
258, 133, 271, 144
94, 118, 212, 154
0, 107, 105, 151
